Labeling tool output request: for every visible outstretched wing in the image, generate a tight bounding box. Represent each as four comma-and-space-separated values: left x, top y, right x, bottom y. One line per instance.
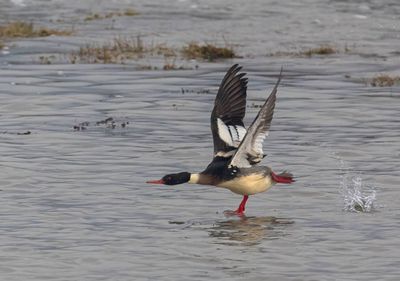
229, 70, 282, 168
211, 64, 248, 158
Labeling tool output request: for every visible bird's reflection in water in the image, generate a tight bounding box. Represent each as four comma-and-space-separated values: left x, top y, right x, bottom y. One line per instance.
208, 216, 294, 246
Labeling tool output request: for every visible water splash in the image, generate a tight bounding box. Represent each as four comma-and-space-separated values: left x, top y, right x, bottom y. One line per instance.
328, 151, 377, 213
340, 174, 376, 213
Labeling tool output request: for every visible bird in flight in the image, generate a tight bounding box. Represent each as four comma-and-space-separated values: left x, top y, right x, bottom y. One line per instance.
147, 64, 294, 215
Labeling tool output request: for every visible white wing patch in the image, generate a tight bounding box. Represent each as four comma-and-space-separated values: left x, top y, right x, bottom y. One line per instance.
217, 118, 246, 147
253, 132, 268, 155
217, 118, 234, 146
229, 125, 246, 146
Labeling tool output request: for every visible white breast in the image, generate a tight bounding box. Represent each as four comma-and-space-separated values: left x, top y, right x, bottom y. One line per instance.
217, 174, 275, 195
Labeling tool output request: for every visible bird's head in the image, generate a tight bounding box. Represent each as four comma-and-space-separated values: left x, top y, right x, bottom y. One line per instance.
146, 172, 191, 185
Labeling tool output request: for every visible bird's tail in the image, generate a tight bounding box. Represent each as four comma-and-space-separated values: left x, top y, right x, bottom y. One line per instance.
271, 171, 295, 184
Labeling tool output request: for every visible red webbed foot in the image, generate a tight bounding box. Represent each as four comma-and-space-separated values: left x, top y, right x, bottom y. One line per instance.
223, 195, 249, 217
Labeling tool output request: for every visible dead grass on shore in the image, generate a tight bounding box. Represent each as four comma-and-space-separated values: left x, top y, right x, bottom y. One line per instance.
0, 21, 72, 38
368, 74, 400, 87
268, 44, 341, 57
302, 45, 337, 56
182, 42, 236, 61
69, 37, 176, 64
70, 39, 236, 64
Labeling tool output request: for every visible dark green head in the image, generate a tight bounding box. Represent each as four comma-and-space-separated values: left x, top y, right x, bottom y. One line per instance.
146, 172, 191, 185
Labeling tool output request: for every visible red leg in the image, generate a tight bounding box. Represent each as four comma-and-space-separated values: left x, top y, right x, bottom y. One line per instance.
235, 195, 249, 215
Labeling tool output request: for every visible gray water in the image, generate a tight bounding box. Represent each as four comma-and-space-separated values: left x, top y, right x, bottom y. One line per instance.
1, 1, 399, 280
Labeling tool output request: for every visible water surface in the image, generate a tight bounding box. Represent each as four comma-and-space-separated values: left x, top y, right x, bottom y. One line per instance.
1, 1, 399, 280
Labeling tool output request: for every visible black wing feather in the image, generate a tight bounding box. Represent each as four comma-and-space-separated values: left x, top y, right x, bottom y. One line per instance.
210, 64, 248, 155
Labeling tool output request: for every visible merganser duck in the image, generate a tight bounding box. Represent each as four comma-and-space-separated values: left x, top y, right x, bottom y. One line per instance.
147, 64, 294, 215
